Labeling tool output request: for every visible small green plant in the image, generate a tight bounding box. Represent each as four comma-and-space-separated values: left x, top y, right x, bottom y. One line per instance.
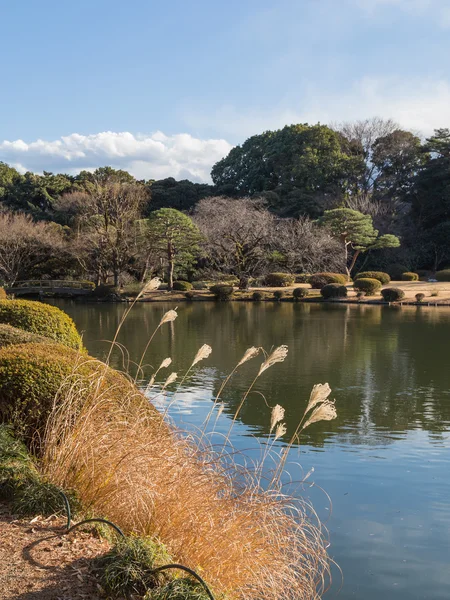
354, 271, 390, 285
273, 290, 284, 301
401, 272, 419, 281
99, 536, 171, 596
264, 273, 295, 287
431, 290, 440, 297
146, 577, 212, 600
210, 285, 234, 301
173, 281, 193, 291
353, 278, 382, 296
320, 284, 347, 299
293, 287, 309, 300
252, 291, 264, 301
0, 300, 84, 350
309, 273, 348, 289
381, 288, 405, 302
415, 293, 426, 302
435, 269, 450, 282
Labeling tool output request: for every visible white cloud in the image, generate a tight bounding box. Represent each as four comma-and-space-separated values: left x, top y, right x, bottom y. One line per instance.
354, 0, 450, 26
0, 131, 233, 183
184, 77, 450, 140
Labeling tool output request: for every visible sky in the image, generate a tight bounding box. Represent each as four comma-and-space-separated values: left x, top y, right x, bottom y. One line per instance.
1, 0, 450, 182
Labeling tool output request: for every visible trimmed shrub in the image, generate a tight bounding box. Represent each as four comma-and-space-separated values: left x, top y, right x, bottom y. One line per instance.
184, 291, 195, 301
172, 280, 193, 291
293, 287, 309, 299
435, 270, 450, 282
415, 293, 425, 302
252, 291, 264, 301
0, 300, 83, 350
294, 274, 310, 284
353, 278, 382, 296
320, 284, 347, 299
401, 272, 419, 281
356, 291, 366, 300
386, 263, 408, 280
0, 324, 54, 348
273, 290, 284, 301
264, 273, 295, 287
381, 288, 405, 302
0, 343, 140, 443
354, 271, 390, 285
192, 281, 208, 290
309, 273, 348, 289
0, 288, 7, 300
210, 284, 234, 301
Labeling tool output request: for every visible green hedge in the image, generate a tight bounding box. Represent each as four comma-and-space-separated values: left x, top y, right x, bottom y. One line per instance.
294, 274, 310, 284
0, 343, 134, 443
320, 284, 348, 299
210, 284, 234, 300
354, 271, 390, 285
264, 273, 295, 287
172, 280, 193, 291
0, 300, 83, 350
435, 270, 450, 282
381, 288, 405, 302
293, 287, 309, 299
353, 278, 382, 295
0, 324, 54, 348
309, 273, 348, 289
401, 272, 419, 281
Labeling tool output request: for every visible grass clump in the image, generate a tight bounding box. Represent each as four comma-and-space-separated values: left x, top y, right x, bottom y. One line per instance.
173, 280, 193, 291
99, 536, 171, 596
146, 578, 212, 600
264, 272, 295, 287
0, 300, 84, 350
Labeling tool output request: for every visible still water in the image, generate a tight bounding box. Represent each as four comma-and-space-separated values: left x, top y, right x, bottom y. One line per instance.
53, 300, 450, 600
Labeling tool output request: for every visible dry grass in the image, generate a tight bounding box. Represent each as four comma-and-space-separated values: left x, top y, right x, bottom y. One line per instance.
39, 315, 335, 600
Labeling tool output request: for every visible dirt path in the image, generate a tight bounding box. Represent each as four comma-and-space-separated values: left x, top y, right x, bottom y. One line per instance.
0, 502, 111, 600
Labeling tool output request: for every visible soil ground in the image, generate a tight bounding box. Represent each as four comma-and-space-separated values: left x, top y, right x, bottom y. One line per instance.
0, 502, 112, 600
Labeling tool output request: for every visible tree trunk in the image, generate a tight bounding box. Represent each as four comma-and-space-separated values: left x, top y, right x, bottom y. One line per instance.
167, 241, 174, 291
347, 249, 361, 276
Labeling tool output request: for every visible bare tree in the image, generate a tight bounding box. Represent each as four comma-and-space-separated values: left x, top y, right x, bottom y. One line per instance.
194, 197, 275, 288
0, 212, 64, 284
273, 217, 345, 274
57, 182, 146, 286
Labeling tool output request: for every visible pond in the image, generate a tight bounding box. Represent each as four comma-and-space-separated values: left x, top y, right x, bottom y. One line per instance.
51, 300, 450, 600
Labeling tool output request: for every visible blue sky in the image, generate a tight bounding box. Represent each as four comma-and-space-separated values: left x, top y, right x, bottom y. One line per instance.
1, 0, 450, 181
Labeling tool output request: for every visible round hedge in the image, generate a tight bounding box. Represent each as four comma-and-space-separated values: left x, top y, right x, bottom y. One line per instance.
401, 272, 419, 281
273, 290, 284, 300
320, 284, 348, 299
309, 273, 348, 289
353, 278, 382, 295
264, 273, 295, 287
0, 343, 144, 444
381, 288, 405, 302
386, 263, 408, 280
210, 284, 234, 301
435, 270, 450, 282
293, 287, 309, 299
172, 280, 193, 291
354, 271, 390, 285
0, 324, 54, 348
0, 300, 83, 350
252, 291, 264, 301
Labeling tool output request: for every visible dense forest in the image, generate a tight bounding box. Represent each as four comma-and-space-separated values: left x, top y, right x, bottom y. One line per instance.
0, 117, 449, 288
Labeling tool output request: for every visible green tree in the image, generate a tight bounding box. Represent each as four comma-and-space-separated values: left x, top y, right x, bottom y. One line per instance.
147, 208, 202, 290
319, 208, 400, 275
211, 124, 364, 217
146, 177, 215, 215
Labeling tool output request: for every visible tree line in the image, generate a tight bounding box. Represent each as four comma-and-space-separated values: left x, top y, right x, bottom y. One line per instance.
0, 117, 449, 287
